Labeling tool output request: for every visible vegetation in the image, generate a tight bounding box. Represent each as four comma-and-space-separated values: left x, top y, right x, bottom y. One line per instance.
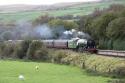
48, 19, 79, 30
0, 1, 125, 83
0, 40, 125, 78
0, 60, 111, 83
78, 4, 125, 50
14, 40, 31, 59
27, 41, 48, 60
1, 2, 125, 50
0, 40, 125, 83
32, 4, 125, 50
108, 79, 125, 83
0, 0, 125, 22
52, 50, 125, 78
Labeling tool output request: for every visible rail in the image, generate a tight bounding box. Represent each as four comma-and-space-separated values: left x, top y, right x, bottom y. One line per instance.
97, 50, 125, 57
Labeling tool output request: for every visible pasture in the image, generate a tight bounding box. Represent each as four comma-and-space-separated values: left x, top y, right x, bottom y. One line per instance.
0, 60, 111, 83
0, 0, 125, 22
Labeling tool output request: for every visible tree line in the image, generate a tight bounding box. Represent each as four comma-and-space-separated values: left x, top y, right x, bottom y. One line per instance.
34, 4, 125, 50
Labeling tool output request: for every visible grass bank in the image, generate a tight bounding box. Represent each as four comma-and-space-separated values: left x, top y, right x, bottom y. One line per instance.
0, 60, 110, 83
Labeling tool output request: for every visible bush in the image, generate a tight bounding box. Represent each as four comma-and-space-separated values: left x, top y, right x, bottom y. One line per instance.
14, 40, 31, 59
108, 79, 125, 83
112, 66, 125, 77
51, 50, 69, 63
50, 50, 89, 68
85, 55, 125, 77
49, 50, 125, 77
34, 47, 48, 60
61, 53, 89, 68
0, 42, 5, 57
1, 43, 15, 57
27, 41, 48, 60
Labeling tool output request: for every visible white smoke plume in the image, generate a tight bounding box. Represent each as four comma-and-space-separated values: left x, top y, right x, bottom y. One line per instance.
0, 21, 91, 40
62, 29, 91, 39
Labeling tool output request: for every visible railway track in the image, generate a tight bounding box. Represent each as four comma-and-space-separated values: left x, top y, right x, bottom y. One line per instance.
97, 50, 125, 58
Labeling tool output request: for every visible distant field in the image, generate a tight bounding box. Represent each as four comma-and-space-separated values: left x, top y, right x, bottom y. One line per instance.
0, 0, 125, 22
0, 60, 110, 83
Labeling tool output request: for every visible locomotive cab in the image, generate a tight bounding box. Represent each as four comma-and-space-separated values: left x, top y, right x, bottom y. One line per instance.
86, 39, 97, 53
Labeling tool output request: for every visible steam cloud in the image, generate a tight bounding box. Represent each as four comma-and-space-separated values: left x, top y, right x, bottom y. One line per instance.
0, 21, 91, 40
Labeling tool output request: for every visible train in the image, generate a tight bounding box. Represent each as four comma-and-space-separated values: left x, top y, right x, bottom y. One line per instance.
42, 38, 97, 53
6, 38, 97, 53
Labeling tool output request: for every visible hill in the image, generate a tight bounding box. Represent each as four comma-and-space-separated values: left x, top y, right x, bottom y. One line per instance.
0, 0, 125, 22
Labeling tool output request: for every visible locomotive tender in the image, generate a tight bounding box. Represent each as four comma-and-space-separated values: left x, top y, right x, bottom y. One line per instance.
42, 38, 97, 53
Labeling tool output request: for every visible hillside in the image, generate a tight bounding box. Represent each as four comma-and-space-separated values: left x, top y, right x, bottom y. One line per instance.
0, 2, 99, 13
0, 0, 125, 22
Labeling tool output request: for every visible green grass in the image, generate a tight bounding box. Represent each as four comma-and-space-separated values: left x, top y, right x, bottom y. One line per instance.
0, 0, 125, 22
0, 11, 45, 22
0, 60, 111, 83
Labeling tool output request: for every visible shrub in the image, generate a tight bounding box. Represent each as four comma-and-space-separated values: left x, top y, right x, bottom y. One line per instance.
26, 41, 48, 60
34, 47, 48, 60
14, 40, 31, 59
51, 50, 69, 63
108, 79, 125, 83
1, 43, 15, 57
0, 42, 5, 57
61, 53, 89, 68
112, 66, 125, 77
85, 55, 125, 77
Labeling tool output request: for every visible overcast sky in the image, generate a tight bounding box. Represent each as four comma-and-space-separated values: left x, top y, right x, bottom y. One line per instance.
0, 0, 100, 5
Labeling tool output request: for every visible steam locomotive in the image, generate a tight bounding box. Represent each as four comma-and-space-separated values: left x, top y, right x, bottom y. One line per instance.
42, 38, 97, 53
6, 38, 97, 53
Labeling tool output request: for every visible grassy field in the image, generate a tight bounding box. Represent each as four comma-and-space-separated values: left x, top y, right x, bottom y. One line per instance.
0, 60, 111, 83
0, 0, 125, 22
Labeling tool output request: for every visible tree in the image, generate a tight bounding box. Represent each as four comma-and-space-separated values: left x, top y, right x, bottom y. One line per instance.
14, 40, 31, 59
63, 21, 79, 30
78, 16, 94, 34
48, 19, 78, 30
33, 15, 54, 25
106, 17, 125, 40
91, 12, 117, 39
48, 19, 63, 27
26, 41, 48, 60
